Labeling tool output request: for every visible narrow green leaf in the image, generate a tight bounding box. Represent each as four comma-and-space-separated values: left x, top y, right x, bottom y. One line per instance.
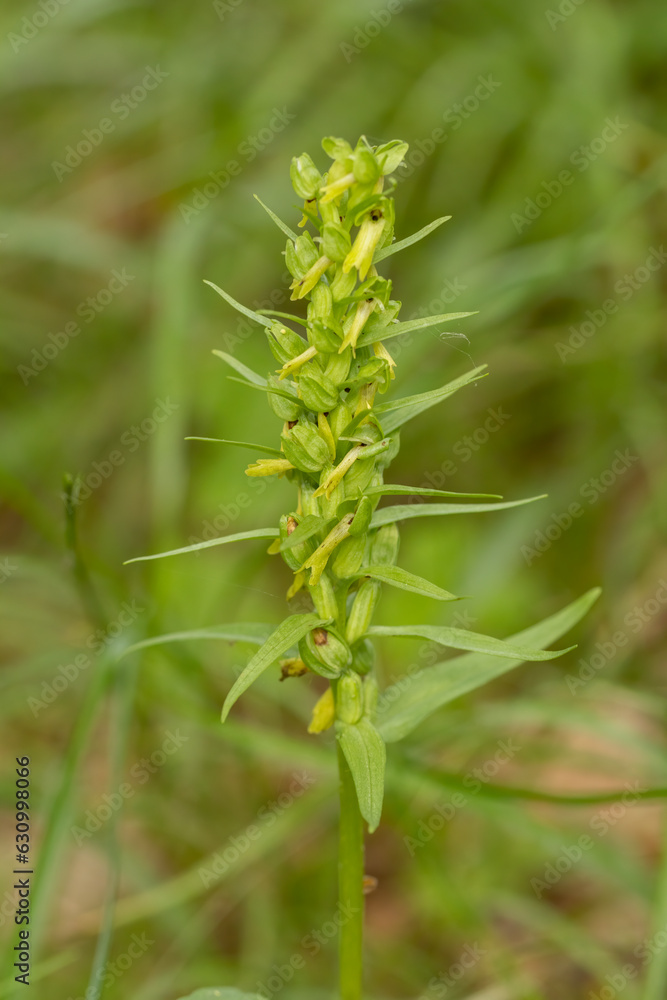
377, 588, 601, 742
351, 565, 460, 602
221, 613, 331, 722
279, 514, 333, 551
337, 718, 386, 832
256, 309, 308, 327
185, 437, 282, 457
368, 623, 574, 661
373, 216, 452, 262
124, 527, 279, 565
357, 310, 477, 348
121, 624, 275, 658
370, 495, 546, 528
226, 375, 303, 407
176, 990, 265, 1000
376, 366, 488, 433
204, 280, 272, 329
364, 483, 501, 500
253, 194, 299, 240
212, 350, 267, 386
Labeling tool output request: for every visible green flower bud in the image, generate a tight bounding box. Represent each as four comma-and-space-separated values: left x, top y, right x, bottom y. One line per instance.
349, 495, 374, 537
353, 144, 381, 186
307, 320, 341, 354
331, 533, 366, 579
322, 222, 352, 263
352, 638, 376, 677
324, 349, 352, 387
362, 674, 379, 718
375, 429, 400, 470
282, 420, 330, 473
370, 522, 400, 565
345, 579, 381, 645
330, 267, 358, 302
267, 375, 301, 422
299, 478, 319, 516
375, 139, 409, 175
290, 153, 323, 200
328, 401, 354, 442
299, 371, 340, 412
309, 571, 338, 620
299, 636, 341, 679
336, 672, 363, 724
279, 513, 315, 571
301, 626, 352, 677
322, 136, 353, 161
266, 323, 308, 364
341, 454, 376, 496
308, 282, 334, 322
355, 357, 386, 381
285, 233, 320, 279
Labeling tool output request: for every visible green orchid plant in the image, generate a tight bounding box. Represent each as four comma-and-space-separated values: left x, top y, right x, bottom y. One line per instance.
127, 135, 599, 1000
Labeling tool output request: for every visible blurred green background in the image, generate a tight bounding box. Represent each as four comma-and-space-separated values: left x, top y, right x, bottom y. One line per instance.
1, 1, 666, 998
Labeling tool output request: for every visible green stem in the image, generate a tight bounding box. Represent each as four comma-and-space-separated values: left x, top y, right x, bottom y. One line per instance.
337, 741, 364, 1000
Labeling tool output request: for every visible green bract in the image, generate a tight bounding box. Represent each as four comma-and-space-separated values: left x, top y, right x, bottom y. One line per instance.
127, 135, 599, 1000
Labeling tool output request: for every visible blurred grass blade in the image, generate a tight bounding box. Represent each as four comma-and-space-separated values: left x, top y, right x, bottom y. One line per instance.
374, 215, 451, 262
221, 613, 331, 722
350, 564, 460, 601
177, 990, 264, 1000
371, 495, 546, 528
122, 623, 276, 657
124, 527, 279, 564
377, 588, 601, 742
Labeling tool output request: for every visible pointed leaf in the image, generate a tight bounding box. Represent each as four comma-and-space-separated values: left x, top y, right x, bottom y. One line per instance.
368, 623, 574, 661
373, 216, 451, 263
226, 376, 303, 408
124, 527, 279, 565
122, 623, 275, 658
377, 588, 601, 742
337, 718, 386, 832
279, 514, 333, 551
176, 990, 264, 1000
351, 565, 460, 602
364, 483, 500, 501
185, 437, 282, 457
221, 613, 331, 722
357, 310, 477, 348
253, 194, 299, 240
212, 350, 267, 386
204, 280, 272, 329
371, 495, 545, 529
375, 366, 488, 433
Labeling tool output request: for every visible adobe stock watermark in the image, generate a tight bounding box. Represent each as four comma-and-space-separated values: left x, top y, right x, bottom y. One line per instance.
419, 942, 487, 999
396, 75, 502, 180
419, 407, 511, 490
198, 772, 315, 887
546, 0, 587, 31
0, 558, 18, 583
66, 932, 154, 1000
255, 902, 360, 998
386, 274, 468, 366
18, 268, 135, 384
588, 923, 667, 1000
565, 579, 667, 694
52, 67, 169, 181
340, 0, 411, 63
8, 0, 71, 54
521, 448, 639, 565
71, 731, 189, 846
530, 781, 644, 898
74, 398, 180, 504
511, 117, 629, 233
555, 246, 667, 361
27, 600, 145, 717
179, 107, 296, 223
404, 738, 521, 856
213, 0, 243, 20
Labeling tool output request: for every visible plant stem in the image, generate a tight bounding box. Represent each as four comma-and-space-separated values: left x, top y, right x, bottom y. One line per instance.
337, 741, 364, 1000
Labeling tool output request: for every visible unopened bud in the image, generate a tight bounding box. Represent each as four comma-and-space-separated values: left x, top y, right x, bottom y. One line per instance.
336, 672, 363, 724
290, 153, 322, 200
